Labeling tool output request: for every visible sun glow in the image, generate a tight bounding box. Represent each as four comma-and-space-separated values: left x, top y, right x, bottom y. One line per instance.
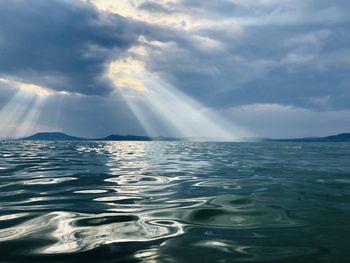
0, 78, 53, 97
109, 57, 148, 93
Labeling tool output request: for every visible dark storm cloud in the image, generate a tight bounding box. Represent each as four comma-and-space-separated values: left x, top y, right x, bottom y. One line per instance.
0, 0, 142, 95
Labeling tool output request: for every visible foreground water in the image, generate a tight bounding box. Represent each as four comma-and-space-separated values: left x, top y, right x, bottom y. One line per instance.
0, 141, 349, 262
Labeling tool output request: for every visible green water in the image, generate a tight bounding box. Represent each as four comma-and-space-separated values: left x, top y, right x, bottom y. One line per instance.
0, 141, 349, 262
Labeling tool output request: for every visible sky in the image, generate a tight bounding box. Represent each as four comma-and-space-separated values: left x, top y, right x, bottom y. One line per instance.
0, 0, 349, 139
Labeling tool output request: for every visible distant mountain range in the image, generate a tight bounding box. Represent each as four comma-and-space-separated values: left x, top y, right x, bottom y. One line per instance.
21, 132, 84, 141
264, 133, 350, 142
20, 132, 181, 141
19, 132, 350, 142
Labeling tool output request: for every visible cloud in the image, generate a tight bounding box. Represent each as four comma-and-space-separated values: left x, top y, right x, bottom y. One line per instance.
0, 0, 143, 95
1, 0, 350, 138
3, 0, 349, 107
135, 13, 350, 110
137, 1, 176, 14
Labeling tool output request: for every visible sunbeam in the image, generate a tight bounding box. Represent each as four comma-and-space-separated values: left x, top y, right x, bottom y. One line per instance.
109, 56, 252, 141
14, 96, 47, 138
0, 79, 54, 138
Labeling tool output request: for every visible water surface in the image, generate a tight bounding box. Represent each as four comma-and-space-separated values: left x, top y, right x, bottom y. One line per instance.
0, 141, 349, 262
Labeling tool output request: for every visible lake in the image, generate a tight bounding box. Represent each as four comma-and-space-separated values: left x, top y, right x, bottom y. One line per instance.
0, 141, 349, 262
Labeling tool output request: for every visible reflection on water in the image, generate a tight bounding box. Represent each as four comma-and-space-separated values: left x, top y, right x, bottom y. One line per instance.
0, 141, 350, 262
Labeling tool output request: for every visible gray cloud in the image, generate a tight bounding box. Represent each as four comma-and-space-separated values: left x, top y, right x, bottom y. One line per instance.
138, 1, 350, 110
1, 0, 350, 138
0, 0, 143, 95
138, 1, 176, 14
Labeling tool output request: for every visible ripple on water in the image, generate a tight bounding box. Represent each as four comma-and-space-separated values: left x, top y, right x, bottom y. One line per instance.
0, 141, 349, 262
0, 211, 184, 255
74, 189, 109, 194
23, 177, 77, 185
103, 174, 178, 197
178, 195, 304, 228
194, 240, 320, 262
104, 174, 172, 186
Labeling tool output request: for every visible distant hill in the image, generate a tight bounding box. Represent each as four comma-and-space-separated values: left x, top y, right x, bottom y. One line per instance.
322, 133, 350, 142
19, 132, 350, 142
265, 133, 350, 142
20, 132, 180, 141
21, 132, 84, 141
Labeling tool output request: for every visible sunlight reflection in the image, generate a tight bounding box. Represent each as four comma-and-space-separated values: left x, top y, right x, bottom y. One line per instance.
103, 141, 149, 175
40, 212, 184, 254
0, 210, 184, 254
